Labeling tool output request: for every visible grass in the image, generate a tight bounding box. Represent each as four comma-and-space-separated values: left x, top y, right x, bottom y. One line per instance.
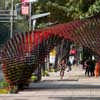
0, 89, 8, 94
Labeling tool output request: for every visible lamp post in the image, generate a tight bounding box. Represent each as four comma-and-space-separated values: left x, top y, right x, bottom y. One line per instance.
10, 0, 14, 38
29, 0, 38, 30
29, 2, 32, 31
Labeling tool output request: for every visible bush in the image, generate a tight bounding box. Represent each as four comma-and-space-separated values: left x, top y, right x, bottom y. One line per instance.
31, 75, 37, 82
42, 70, 49, 76
54, 68, 59, 72
0, 89, 8, 94
9, 86, 18, 94
0, 80, 9, 88
0, 79, 9, 94
49, 68, 55, 72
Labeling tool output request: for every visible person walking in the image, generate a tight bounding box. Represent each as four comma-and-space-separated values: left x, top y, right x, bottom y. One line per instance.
67, 59, 72, 72
84, 60, 90, 76
95, 61, 100, 77
85, 59, 95, 77
58, 58, 66, 79
67, 56, 74, 72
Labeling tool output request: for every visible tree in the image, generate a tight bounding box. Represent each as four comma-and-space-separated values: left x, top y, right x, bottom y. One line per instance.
35, 0, 99, 26
34, 0, 88, 28
80, 0, 100, 19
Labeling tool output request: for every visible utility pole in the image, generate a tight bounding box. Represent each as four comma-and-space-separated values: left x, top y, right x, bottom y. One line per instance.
10, 0, 14, 38
29, 2, 32, 31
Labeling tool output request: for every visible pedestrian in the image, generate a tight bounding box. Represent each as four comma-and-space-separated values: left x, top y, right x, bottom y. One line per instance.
58, 58, 66, 79
95, 62, 100, 77
67, 58, 72, 72
89, 60, 95, 76
84, 60, 90, 76
85, 59, 95, 77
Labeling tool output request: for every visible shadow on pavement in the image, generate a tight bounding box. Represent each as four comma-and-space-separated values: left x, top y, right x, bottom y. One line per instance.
42, 79, 78, 82
23, 81, 100, 91
49, 97, 100, 100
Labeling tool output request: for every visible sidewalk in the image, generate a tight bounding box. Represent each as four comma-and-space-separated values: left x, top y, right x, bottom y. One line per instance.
0, 65, 100, 100
43, 65, 100, 84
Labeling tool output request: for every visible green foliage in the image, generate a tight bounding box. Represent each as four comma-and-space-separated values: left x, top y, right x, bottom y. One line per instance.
79, 0, 96, 13
9, 86, 18, 94
31, 75, 37, 81
80, 0, 100, 19
49, 68, 55, 72
0, 79, 9, 88
0, 89, 8, 94
42, 70, 49, 76
34, 0, 84, 26
37, 23, 47, 29
35, 0, 99, 24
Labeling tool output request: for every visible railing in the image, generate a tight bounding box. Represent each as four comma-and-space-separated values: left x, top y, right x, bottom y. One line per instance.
0, 10, 17, 22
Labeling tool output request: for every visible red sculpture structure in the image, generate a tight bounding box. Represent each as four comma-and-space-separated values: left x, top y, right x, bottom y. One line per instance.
1, 13, 100, 89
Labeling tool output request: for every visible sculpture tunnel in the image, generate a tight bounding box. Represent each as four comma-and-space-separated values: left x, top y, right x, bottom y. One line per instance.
1, 13, 100, 86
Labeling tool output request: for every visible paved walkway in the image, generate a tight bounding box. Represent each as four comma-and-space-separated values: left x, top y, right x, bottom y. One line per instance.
1, 65, 100, 100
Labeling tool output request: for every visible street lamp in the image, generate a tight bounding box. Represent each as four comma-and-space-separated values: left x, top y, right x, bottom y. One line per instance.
29, 0, 38, 30
10, 0, 14, 38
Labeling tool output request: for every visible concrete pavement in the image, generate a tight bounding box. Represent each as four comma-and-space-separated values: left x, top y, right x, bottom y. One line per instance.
1, 65, 100, 100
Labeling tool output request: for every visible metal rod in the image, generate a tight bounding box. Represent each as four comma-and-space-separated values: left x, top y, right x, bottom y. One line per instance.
0, 21, 11, 22
32, 20, 36, 30
0, 14, 15, 16
0, 17, 16, 19
10, 0, 14, 38
0, 10, 11, 11
29, 2, 32, 31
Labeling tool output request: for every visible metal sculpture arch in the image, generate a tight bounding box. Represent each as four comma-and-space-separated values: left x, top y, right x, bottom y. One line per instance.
1, 14, 100, 87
